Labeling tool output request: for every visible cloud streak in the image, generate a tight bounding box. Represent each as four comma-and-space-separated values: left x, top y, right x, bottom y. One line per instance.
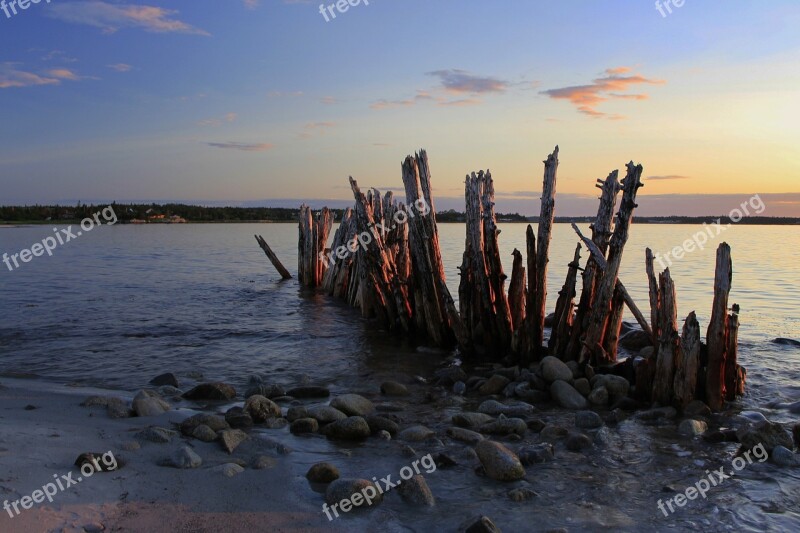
542, 67, 664, 118
47, 1, 209, 35
207, 142, 273, 152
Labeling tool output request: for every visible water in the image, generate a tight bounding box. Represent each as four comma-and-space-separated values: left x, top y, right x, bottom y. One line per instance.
0, 222, 798, 531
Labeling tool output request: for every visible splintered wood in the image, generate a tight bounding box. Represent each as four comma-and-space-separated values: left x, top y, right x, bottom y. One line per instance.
293, 147, 745, 411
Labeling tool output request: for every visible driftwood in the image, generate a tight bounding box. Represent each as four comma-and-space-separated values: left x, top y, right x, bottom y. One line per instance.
254, 235, 292, 279
646, 248, 660, 346
706, 243, 732, 411
673, 311, 701, 409
724, 305, 744, 400
548, 243, 581, 357
508, 249, 526, 331
652, 270, 680, 405
298, 206, 332, 287
580, 162, 644, 365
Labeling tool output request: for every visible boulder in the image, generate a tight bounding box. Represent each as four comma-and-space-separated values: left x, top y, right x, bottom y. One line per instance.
540, 356, 573, 383
191, 424, 217, 442
365, 415, 399, 435
477, 400, 535, 417
772, 338, 800, 347
307, 405, 348, 424
161, 446, 202, 469
479, 375, 511, 396
380, 381, 410, 396
573, 378, 591, 397
132, 390, 170, 417
286, 405, 309, 422
588, 386, 609, 406
475, 440, 526, 481
565, 432, 592, 452
214, 463, 245, 477
325, 416, 371, 441
225, 407, 254, 428
678, 419, 708, 436
737, 421, 793, 453
306, 462, 340, 483
149, 373, 179, 388
619, 329, 652, 351
459, 516, 502, 533
539, 424, 569, 441
244, 384, 285, 399
550, 380, 588, 410
244, 395, 281, 422
219, 429, 248, 454
182, 382, 236, 401
179, 413, 229, 435
290, 418, 319, 434
771, 445, 798, 467
575, 411, 603, 429
135, 426, 176, 444
684, 400, 711, 417
453, 412, 494, 428
447, 427, 484, 445
330, 394, 374, 417
479, 416, 527, 437
590, 375, 630, 401
398, 425, 435, 442
397, 475, 435, 506
517, 443, 554, 465
434, 366, 467, 386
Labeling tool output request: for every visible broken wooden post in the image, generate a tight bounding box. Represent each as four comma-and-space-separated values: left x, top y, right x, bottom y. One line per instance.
549, 243, 581, 358
298, 205, 332, 287
508, 249, 526, 331
580, 162, 644, 366
527, 146, 559, 363
602, 284, 626, 360
673, 311, 701, 409
706, 242, 732, 411
645, 248, 660, 346
652, 269, 680, 405
255, 235, 292, 280
724, 304, 743, 400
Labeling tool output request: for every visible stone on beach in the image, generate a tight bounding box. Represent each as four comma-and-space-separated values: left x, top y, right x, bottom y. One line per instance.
460, 515, 502, 533
290, 418, 319, 434
365, 415, 399, 435
737, 421, 793, 453
330, 394, 375, 416
219, 429, 248, 454
447, 427, 485, 444
479, 416, 527, 437
160, 446, 202, 469
225, 407, 254, 428
214, 463, 245, 477
397, 474, 435, 506
307, 404, 348, 424
306, 462, 340, 483
565, 432, 592, 452
478, 375, 511, 395
81, 395, 131, 419
517, 443, 554, 465
477, 400, 535, 417
325, 479, 383, 507
678, 419, 708, 436
131, 390, 170, 417
398, 425, 435, 442
590, 374, 630, 401
453, 412, 494, 428
475, 440, 526, 481
540, 356, 573, 383
286, 405, 308, 422
550, 380, 588, 410
771, 445, 798, 466
244, 395, 281, 422
182, 382, 237, 401
192, 424, 218, 442
380, 381, 410, 396
136, 426, 177, 444
325, 416, 371, 440
575, 411, 603, 429
244, 383, 285, 399
149, 372, 179, 388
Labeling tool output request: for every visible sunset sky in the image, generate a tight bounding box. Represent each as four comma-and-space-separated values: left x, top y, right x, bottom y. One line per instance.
1, 0, 798, 216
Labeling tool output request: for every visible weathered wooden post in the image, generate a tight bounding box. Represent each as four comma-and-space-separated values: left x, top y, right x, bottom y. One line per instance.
706, 243, 732, 411
673, 311, 701, 409
549, 243, 581, 357
652, 269, 680, 405
255, 235, 292, 279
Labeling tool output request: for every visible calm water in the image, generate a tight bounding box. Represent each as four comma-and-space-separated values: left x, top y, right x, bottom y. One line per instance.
0, 222, 798, 531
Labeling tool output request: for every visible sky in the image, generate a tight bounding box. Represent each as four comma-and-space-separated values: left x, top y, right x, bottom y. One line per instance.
0, 0, 798, 216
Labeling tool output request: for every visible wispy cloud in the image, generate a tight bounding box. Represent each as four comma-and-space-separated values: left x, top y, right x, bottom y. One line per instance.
647, 175, 691, 181
541, 67, 665, 119
267, 90, 304, 98
298, 121, 335, 140
41, 50, 78, 63
107, 63, 133, 72
207, 142, 273, 152
0, 63, 60, 89
46, 68, 83, 81
47, 2, 209, 35
196, 112, 238, 128
243, 0, 260, 9
427, 69, 508, 94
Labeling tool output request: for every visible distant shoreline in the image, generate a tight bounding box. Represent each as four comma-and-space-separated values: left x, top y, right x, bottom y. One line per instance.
2, 219, 798, 226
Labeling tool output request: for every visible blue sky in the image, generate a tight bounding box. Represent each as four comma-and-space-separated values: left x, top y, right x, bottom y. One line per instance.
1, 0, 798, 215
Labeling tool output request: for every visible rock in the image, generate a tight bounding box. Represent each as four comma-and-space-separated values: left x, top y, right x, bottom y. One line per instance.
286, 405, 308, 422
771, 445, 798, 467
637, 406, 678, 421
573, 378, 591, 396
182, 382, 236, 401
325, 479, 382, 507
527, 418, 546, 432
148, 372, 179, 388
330, 394, 375, 417
453, 412, 494, 428
244, 395, 281, 422
678, 419, 708, 436
120, 441, 140, 451
475, 440, 526, 481
567, 360, 581, 378
539, 424, 569, 441
136, 426, 176, 444
453, 381, 467, 395
684, 400, 711, 417
565, 432, 592, 452
306, 462, 340, 483
219, 429, 248, 454
530, 374, 548, 392
447, 427, 485, 444
434, 366, 467, 386
477, 400, 535, 417
398, 425, 435, 442
508, 487, 539, 501
479, 375, 511, 396
397, 474, 436, 505
590, 375, 630, 401
365, 415, 399, 435
540, 356, 573, 383
244, 384, 285, 399
380, 381, 410, 396
214, 463, 245, 477
619, 329, 652, 351
377, 430, 391, 440
793, 423, 800, 449
74, 453, 119, 472
460, 516, 502, 533
593, 427, 612, 447
479, 416, 527, 437
307, 405, 348, 424
737, 421, 793, 453
588, 386, 609, 406
157, 385, 182, 397
82, 522, 105, 533
131, 390, 170, 417
191, 424, 217, 442
575, 411, 603, 429
180, 413, 229, 435
263, 417, 288, 429
772, 338, 800, 347
550, 381, 588, 410
290, 418, 319, 434
225, 407, 254, 428
325, 416, 371, 440
739, 411, 768, 424
252, 456, 277, 469
161, 446, 202, 469
514, 383, 549, 403
107, 402, 133, 419
518, 443, 554, 465
584, 365, 595, 381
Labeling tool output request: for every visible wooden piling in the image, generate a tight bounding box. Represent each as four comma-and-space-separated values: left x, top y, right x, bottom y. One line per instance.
255, 235, 292, 279
706, 243, 732, 411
